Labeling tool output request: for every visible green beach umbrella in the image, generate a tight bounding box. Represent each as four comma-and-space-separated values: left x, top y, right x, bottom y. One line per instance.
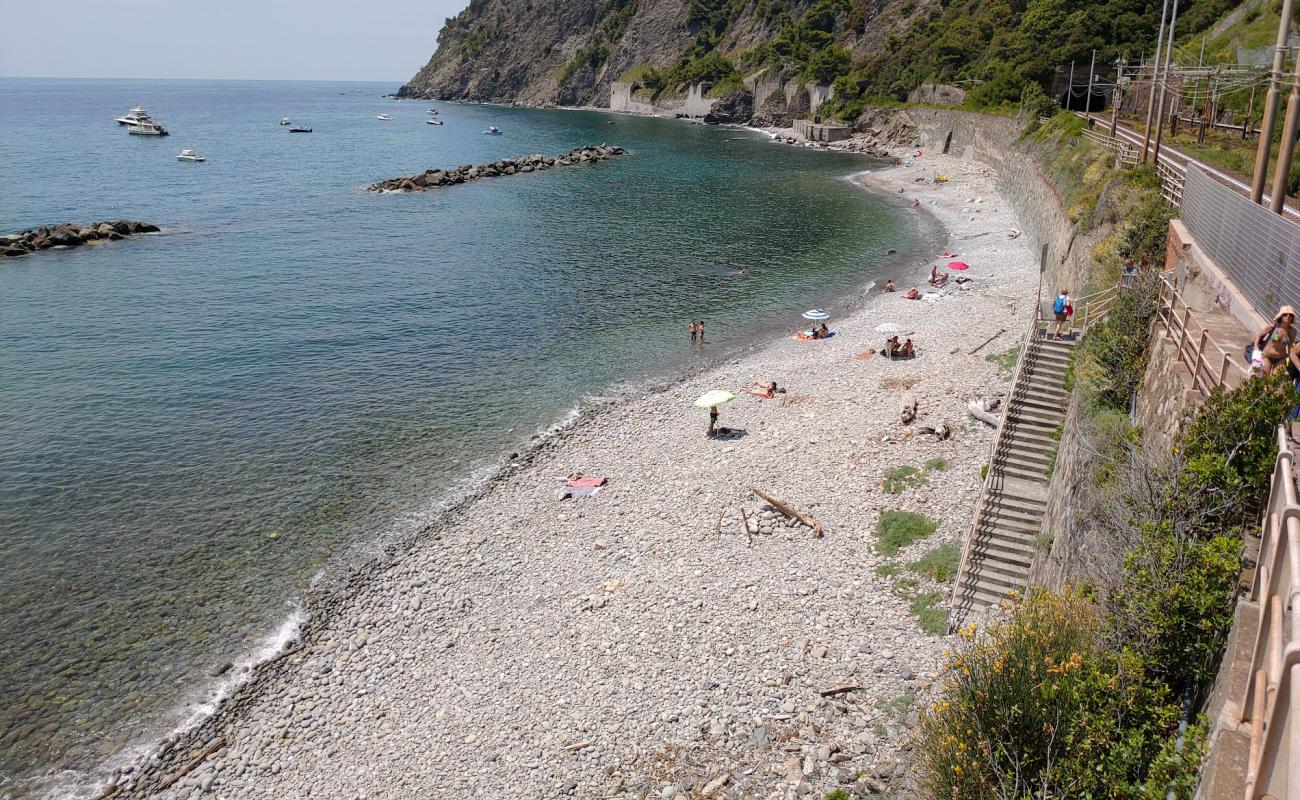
694, 390, 735, 408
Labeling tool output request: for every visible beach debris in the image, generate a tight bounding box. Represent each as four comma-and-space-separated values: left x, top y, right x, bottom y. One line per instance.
819, 684, 863, 697
917, 422, 952, 440
1008, 228, 1023, 239
899, 392, 918, 425
156, 737, 227, 790
968, 328, 1006, 355
967, 397, 1003, 427
738, 507, 754, 546
751, 487, 823, 538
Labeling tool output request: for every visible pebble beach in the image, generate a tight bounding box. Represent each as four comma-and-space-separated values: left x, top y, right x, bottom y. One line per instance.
114, 151, 1037, 800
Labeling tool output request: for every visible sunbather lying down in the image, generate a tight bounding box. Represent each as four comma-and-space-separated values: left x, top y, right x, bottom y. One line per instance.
742, 380, 786, 399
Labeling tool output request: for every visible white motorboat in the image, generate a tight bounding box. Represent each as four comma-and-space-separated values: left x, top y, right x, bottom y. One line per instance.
483, 126, 502, 135
115, 105, 153, 126
288, 124, 312, 133
426, 108, 439, 115
177, 149, 205, 162
279, 118, 291, 125
376, 114, 393, 121
426, 119, 444, 125
127, 121, 168, 136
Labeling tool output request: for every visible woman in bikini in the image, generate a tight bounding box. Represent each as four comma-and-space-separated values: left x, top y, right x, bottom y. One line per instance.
1255, 306, 1298, 376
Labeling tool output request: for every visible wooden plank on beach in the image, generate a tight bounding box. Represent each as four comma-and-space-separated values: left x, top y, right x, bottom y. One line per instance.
157, 737, 226, 790
969, 328, 1006, 355
751, 488, 823, 538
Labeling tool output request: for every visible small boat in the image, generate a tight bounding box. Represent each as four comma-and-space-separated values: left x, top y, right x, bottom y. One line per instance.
127, 121, 168, 136
483, 126, 502, 135
115, 105, 153, 126
177, 149, 205, 162
426, 119, 444, 125
279, 118, 291, 125
376, 114, 393, 121
288, 125, 312, 133
426, 108, 439, 115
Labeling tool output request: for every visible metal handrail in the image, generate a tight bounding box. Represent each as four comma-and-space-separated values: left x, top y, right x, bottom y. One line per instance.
1240, 426, 1300, 800
1153, 274, 1249, 396
950, 273, 1044, 629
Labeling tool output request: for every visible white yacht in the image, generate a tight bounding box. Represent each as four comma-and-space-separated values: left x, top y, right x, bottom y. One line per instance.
177, 149, 205, 162
127, 120, 168, 136
280, 118, 291, 125
115, 105, 153, 126
426, 118, 444, 125
483, 125, 502, 135
376, 113, 393, 121
426, 108, 439, 115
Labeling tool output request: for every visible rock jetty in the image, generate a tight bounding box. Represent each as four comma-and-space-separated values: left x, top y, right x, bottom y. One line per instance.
366, 144, 627, 193
2, 220, 161, 259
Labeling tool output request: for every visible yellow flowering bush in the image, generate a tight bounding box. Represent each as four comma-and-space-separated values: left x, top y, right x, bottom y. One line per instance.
914, 590, 1176, 799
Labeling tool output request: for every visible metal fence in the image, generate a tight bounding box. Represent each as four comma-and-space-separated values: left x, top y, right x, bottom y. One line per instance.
1181, 165, 1300, 317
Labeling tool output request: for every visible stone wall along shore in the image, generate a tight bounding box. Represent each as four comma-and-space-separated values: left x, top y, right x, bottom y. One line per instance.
2, 220, 161, 259
366, 144, 627, 193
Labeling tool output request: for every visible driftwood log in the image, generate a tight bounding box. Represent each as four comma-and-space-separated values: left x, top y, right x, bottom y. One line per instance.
967, 398, 1002, 427
969, 328, 1006, 355
157, 737, 227, 790
899, 392, 918, 425
819, 684, 863, 697
752, 488, 823, 538
739, 507, 753, 546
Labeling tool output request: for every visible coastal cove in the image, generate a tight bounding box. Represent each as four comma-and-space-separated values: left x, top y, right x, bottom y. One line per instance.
0, 79, 935, 798
110, 149, 1036, 800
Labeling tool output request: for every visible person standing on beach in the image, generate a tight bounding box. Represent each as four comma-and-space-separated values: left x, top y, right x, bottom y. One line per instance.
1052, 290, 1072, 340
707, 405, 719, 436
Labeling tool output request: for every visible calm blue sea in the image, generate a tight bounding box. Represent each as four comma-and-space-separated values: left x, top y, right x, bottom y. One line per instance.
0, 77, 929, 796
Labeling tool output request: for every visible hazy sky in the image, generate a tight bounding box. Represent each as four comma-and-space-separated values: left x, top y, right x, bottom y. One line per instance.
0, 0, 471, 82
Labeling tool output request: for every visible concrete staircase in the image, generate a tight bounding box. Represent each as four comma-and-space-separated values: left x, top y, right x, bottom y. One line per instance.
950, 336, 1076, 627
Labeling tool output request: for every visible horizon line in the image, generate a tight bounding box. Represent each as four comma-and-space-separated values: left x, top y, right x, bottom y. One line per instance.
0, 74, 408, 84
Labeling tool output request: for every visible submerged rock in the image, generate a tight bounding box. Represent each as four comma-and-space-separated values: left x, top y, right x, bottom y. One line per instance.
366, 145, 628, 193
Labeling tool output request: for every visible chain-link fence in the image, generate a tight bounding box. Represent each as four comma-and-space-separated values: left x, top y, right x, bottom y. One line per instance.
1181, 165, 1300, 316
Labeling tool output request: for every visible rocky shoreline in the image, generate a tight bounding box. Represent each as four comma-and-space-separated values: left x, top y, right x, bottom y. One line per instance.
366, 145, 627, 193
98, 149, 1035, 800
2, 220, 161, 259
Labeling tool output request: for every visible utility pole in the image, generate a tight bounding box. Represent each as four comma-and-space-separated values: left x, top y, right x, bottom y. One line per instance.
1086, 49, 1096, 117
1245, 82, 1257, 140
1142, 0, 1172, 162
1068, 60, 1075, 111
1152, 0, 1179, 166
1111, 59, 1124, 137
1250, 0, 1297, 203
1269, 47, 1300, 213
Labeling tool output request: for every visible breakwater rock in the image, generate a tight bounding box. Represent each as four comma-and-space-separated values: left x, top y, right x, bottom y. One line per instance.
366, 144, 627, 193
2, 220, 161, 259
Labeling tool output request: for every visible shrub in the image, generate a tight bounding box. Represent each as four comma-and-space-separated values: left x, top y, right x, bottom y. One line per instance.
909, 542, 960, 582
1178, 369, 1294, 525
915, 591, 1176, 800
875, 511, 937, 555
882, 464, 926, 493
1077, 269, 1163, 411
1109, 529, 1241, 701
923, 457, 948, 471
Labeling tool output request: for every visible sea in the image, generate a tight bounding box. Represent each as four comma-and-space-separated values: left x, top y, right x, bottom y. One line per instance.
0, 77, 932, 797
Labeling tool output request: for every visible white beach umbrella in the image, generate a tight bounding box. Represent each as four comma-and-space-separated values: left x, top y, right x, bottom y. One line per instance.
801, 309, 830, 321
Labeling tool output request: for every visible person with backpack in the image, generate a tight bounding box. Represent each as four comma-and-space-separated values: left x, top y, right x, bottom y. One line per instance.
1052, 289, 1072, 340
1253, 307, 1298, 376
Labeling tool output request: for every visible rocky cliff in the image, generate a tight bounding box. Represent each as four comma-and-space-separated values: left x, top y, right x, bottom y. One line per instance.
396, 0, 929, 108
